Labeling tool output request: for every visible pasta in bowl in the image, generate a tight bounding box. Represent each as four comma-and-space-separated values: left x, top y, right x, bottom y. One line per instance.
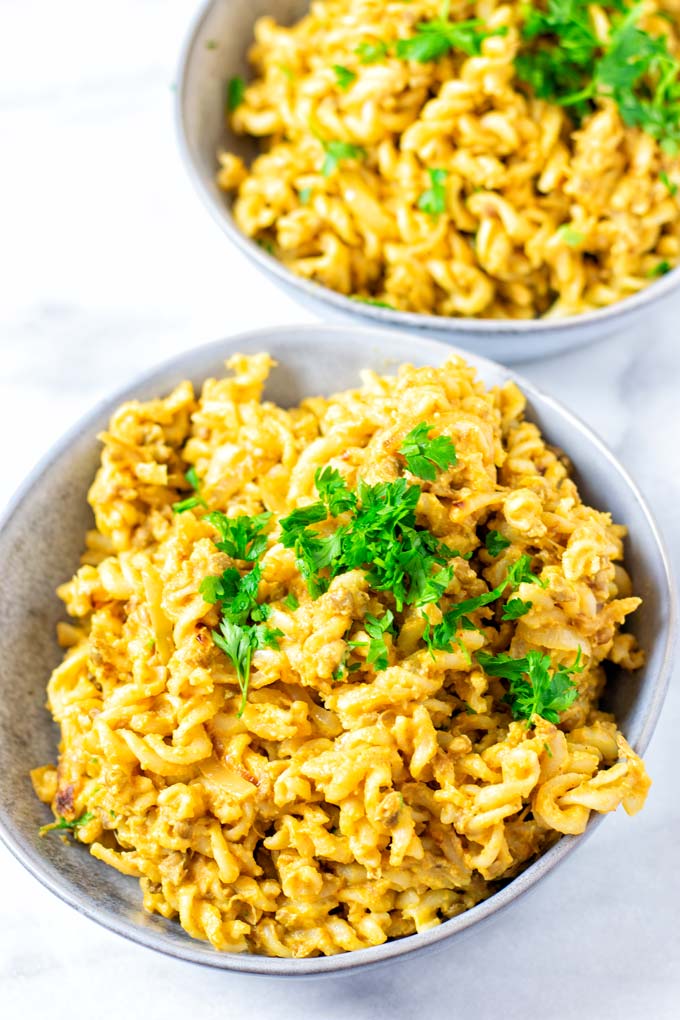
31, 342, 652, 958
216, 0, 680, 319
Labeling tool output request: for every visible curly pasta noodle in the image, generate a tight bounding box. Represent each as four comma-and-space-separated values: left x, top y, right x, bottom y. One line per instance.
216, 0, 680, 318
32, 354, 650, 957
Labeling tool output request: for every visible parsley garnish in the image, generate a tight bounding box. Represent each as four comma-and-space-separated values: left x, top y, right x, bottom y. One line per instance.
333, 65, 357, 90
516, 1, 680, 153
660, 170, 678, 196
299, 186, 313, 205
476, 648, 583, 725
501, 597, 533, 620
350, 611, 395, 671
396, 7, 508, 63
399, 422, 458, 480
283, 592, 299, 610
205, 510, 271, 561
355, 40, 390, 64
418, 169, 449, 217
315, 467, 357, 515
280, 474, 456, 609
321, 140, 367, 176
200, 513, 279, 716
422, 554, 543, 653
556, 224, 584, 246
40, 811, 94, 836
351, 295, 397, 309
226, 75, 245, 112
647, 260, 672, 277
485, 530, 511, 556
172, 467, 208, 514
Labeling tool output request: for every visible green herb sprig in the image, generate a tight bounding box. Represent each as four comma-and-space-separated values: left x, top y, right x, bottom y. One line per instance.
40, 811, 94, 836
172, 467, 208, 514
477, 648, 583, 725
399, 422, 457, 480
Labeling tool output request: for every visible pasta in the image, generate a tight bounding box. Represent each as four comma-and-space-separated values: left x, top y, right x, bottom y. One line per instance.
32, 353, 650, 957
217, 0, 680, 319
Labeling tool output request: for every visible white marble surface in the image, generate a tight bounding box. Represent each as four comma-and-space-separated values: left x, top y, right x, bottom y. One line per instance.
1, 1, 679, 1015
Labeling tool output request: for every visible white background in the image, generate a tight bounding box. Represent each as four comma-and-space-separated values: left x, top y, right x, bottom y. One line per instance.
1, 2, 679, 1016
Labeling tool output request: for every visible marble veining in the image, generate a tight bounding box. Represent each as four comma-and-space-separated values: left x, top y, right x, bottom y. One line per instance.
0, 1, 678, 1016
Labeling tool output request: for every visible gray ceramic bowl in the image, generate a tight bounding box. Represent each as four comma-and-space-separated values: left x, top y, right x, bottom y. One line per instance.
176, 0, 680, 364
0, 324, 674, 976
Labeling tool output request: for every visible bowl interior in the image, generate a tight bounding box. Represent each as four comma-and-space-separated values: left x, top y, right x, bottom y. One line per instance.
176, 0, 680, 362
0, 324, 672, 975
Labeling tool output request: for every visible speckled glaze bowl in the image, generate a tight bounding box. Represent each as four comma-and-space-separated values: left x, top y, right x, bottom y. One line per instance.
175, 0, 680, 364
0, 324, 674, 975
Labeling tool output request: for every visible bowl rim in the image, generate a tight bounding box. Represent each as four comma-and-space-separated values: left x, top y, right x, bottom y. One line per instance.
0, 322, 675, 976
175, 0, 680, 338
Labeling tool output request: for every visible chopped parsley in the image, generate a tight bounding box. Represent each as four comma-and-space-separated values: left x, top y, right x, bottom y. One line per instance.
351, 296, 396, 309
647, 260, 672, 277
40, 811, 94, 836
399, 422, 458, 480
298, 186, 313, 205
660, 170, 678, 196
476, 648, 583, 725
172, 467, 208, 514
321, 139, 367, 176
350, 610, 395, 671
485, 530, 511, 557
200, 512, 279, 716
422, 554, 544, 654
355, 40, 390, 64
418, 168, 449, 217
501, 597, 533, 620
556, 224, 584, 246
226, 75, 245, 113
283, 592, 299, 610
204, 510, 271, 561
333, 64, 357, 90
280, 473, 457, 609
515, 0, 680, 153
396, 16, 507, 62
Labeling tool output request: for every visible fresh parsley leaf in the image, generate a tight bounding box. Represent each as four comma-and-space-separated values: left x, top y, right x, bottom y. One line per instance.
516, 0, 680, 152
172, 495, 205, 514
205, 510, 271, 561
355, 40, 390, 64
399, 421, 458, 480
556, 224, 584, 246
283, 592, 299, 610
351, 295, 397, 309
298, 186, 313, 205
396, 19, 508, 63
333, 64, 357, 90
40, 811, 94, 836
185, 466, 201, 491
502, 597, 533, 620
363, 610, 395, 671
505, 554, 545, 588
172, 466, 208, 514
315, 467, 357, 515
418, 168, 449, 217
647, 260, 672, 277
485, 530, 511, 556
660, 170, 678, 196
213, 618, 256, 717
226, 75, 245, 112
477, 648, 582, 725
321, 139, 367, 176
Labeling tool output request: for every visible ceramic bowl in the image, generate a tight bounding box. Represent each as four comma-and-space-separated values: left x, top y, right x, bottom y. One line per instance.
175, 0, 680, 364
0, 323, 674, 975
